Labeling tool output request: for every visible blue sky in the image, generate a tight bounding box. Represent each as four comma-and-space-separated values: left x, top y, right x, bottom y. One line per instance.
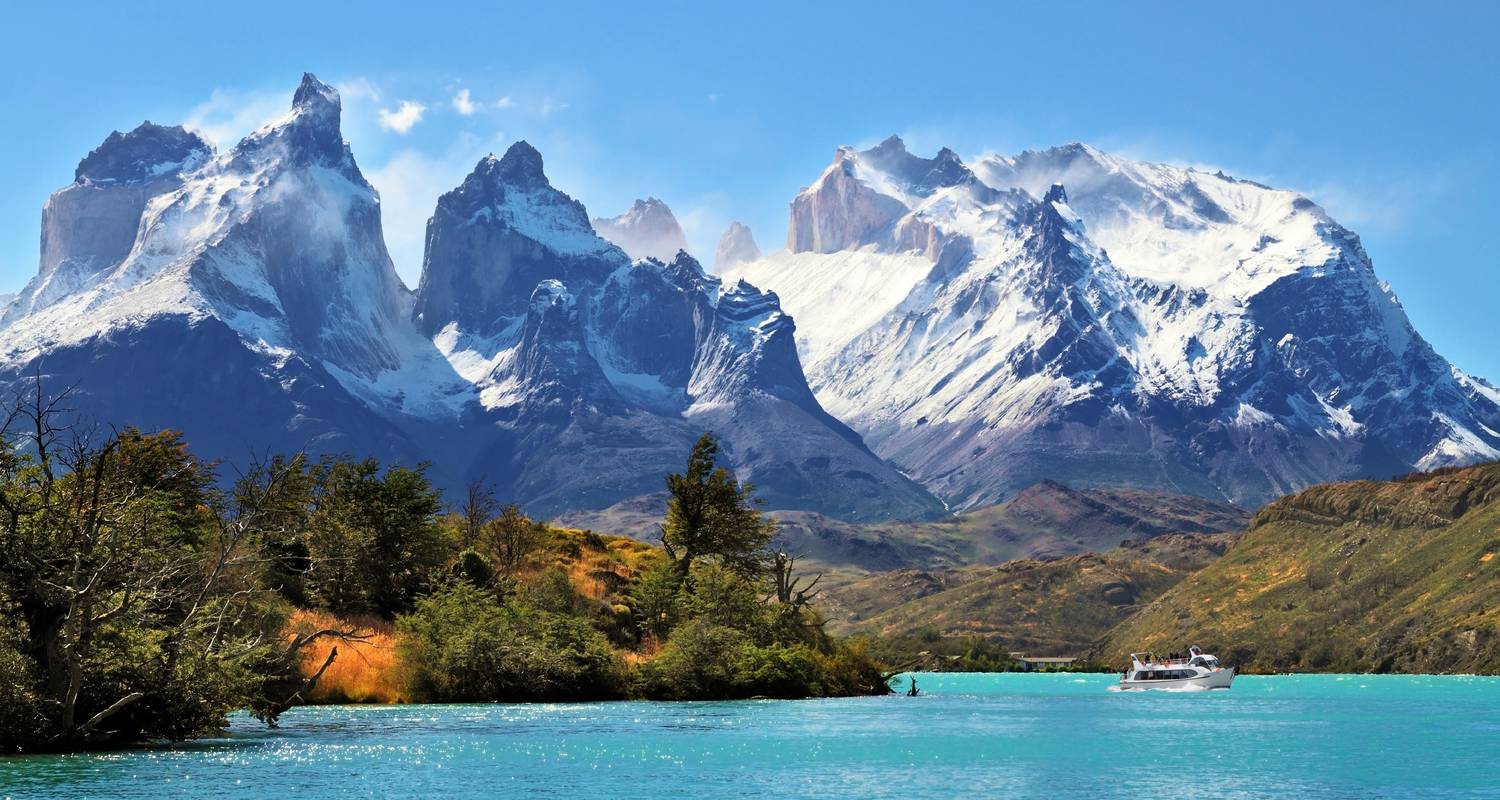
3, 1, 1497, 377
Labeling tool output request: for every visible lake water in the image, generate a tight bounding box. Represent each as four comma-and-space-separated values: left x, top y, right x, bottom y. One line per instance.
3, 673, 1498, 799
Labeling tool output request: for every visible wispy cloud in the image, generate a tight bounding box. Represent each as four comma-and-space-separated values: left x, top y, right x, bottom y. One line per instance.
452, 88, 476, 116
378, 101, 426, 134
365, 141, 483, 285
184, 87, 287, 147
495, 95, 515, 110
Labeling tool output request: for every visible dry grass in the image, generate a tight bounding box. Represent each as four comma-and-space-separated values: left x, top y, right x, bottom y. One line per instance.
288, 608, 408, 704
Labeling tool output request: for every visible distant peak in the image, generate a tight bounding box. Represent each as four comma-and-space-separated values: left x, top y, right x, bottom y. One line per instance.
873, 134, 907, 153
1043, 183, 1069, 204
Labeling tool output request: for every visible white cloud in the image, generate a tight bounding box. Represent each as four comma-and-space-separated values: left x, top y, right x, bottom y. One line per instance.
365, 146, 478, 285
335, 78, 382, 104
378, 101, 427, 134
452, 89, 477, 116
184, 87, 288, 147
495, 95, 515, 110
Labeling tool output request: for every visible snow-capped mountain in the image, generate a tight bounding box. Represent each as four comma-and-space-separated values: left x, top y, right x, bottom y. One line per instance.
0, 74, 448, 469
415, 144, 946, 519
713, 222, 761, 271
0, 75, 943, 522
725, 137, 1500, 509
590, 197, 689, 262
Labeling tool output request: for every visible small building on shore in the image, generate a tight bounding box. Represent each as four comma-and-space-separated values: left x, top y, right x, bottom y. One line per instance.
1014, 655, 1077, 672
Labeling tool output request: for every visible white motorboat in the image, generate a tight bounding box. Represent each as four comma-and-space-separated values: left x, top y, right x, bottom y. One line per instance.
1117, 645, 1235, 690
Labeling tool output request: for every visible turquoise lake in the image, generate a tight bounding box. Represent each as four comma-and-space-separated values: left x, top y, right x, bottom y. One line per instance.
3, 673, 1498, 799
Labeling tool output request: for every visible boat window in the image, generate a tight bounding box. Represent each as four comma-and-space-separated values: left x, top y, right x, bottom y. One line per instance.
1190, 657, 1205, 667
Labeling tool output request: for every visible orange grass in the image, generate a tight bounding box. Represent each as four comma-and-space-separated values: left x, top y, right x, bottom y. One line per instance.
288, 608, 408, 704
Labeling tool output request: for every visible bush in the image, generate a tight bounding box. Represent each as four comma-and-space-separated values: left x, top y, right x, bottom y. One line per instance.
0, 624, 47, 753
397, 582, 625, 702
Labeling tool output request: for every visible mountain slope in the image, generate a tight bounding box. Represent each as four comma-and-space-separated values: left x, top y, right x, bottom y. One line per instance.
1095, 462, 1500, 673
727, 137, 1500, 509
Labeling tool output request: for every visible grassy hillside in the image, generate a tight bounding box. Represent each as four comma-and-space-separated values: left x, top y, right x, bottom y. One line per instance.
1095, 463, 1500, 673
828, 533, 1235, 659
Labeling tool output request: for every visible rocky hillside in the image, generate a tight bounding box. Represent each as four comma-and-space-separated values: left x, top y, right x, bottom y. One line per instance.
1095, 462, 1500, 673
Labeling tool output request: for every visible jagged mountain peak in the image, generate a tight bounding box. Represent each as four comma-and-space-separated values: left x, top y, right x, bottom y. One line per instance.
484, 140, 549, 189
591, 196, 689, 262
291, 72, 339, 113
1042, 183, 1069, 204
74, 122, 211, 184
714, 221, 761, 271
836, 135, 975, 199
229, 73, 353, 172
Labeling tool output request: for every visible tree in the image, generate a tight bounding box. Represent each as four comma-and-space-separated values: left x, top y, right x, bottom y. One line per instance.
481, 504, 545, 577
0, 380, 346, 750
659, 434, 775, 583
303, 458, 452, 618
459, 479, 499, 550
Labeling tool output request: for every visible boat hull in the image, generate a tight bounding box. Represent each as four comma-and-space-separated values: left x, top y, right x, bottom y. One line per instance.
1118, 667, 1235, 691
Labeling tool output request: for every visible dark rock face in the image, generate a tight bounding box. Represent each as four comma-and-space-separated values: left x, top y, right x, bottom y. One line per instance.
412, 145, 620, 337
74, 122, 211, 184
4, 315, 424, 475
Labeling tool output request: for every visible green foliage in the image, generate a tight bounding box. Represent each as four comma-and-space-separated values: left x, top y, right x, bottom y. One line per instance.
0, 421, 289, 751
661, 434, 776, 582
396, 581, 625, 702
0, 619, 46, 753
305, 459, 451, 618
452, 548, 496, 588
628, 556, 682, 641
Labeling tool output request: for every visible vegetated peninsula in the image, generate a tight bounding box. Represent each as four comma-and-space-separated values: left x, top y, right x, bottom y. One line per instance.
0, 411, 885, 755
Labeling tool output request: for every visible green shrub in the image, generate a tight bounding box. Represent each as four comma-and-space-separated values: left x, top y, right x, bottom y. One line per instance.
397, 582, 625, 702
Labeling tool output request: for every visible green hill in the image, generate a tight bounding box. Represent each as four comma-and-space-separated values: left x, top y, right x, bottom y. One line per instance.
1094, 463, 1500, 673
830, 533, 1235, 657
